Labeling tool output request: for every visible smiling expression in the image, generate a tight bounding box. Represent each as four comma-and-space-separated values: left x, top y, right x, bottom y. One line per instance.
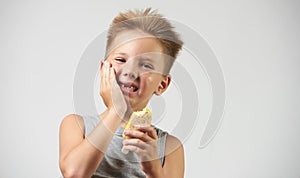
105, 31, 171, 111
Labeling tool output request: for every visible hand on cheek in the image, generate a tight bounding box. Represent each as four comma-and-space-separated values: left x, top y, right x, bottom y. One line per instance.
99, 60, 127, 118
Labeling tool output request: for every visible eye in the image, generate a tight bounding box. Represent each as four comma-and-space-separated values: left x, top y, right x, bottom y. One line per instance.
115, 57, 126, 63
140, 63, 154, 70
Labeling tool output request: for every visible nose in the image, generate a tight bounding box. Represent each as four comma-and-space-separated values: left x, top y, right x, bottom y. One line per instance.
123, 70, 137, 79
121, 61, 138, 79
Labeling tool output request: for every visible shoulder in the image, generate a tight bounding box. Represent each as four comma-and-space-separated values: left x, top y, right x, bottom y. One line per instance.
165, 134, 184, 156
59, 114, 85, 136
60, 114, 84, 127
152, 127, 184, 155
61, 114, 84, 122
60, 114, 102, 137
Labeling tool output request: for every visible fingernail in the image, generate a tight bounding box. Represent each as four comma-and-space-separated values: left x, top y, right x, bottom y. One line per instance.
121, 147, 129, 154
124, 130, 129, 134
134, 125, 141, 129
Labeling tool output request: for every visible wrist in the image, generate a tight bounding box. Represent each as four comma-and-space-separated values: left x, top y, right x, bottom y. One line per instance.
107, 108, 123, 120
108, 104, 126, 119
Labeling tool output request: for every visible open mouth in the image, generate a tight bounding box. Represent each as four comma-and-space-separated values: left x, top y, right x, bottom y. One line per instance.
118, 81, 139, 93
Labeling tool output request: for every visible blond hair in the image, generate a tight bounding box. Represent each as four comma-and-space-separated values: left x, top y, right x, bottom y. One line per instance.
105, 8, 183, 72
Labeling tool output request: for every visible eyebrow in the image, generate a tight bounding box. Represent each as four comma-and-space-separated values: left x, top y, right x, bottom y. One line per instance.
113, 52, 128, 57
113, 52, 161, 63
137, 55, 152, 60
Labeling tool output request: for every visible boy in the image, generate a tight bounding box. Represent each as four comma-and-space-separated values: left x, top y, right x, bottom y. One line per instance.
59, 8, 184, 178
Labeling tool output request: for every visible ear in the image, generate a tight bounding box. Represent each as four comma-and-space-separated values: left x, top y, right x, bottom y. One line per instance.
154, 75, 171, 96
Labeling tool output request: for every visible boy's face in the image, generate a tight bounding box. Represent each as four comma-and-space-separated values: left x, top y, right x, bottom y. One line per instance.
105, 32, 171, 111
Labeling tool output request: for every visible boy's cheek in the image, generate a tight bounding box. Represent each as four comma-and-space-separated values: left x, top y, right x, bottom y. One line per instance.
112, 65, 120, 73
146, 76, 154, 82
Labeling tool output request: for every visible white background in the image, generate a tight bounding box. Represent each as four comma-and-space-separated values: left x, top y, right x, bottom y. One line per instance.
1, 0, 300, 177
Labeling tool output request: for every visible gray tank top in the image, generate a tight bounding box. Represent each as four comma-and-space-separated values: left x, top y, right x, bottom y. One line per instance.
82, 115, 168, 178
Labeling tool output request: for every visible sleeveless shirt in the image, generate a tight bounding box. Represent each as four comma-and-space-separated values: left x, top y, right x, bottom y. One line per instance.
82, 115, 168, 178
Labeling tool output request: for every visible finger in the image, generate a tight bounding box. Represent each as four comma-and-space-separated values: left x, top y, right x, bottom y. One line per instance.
134, 125, 158, 140
100, 61, 106, 96
112, 79, 127, 118
101, 61, 107, 87
100, 61, 105, 81
122, 145, 139, 154
104, 61, 110, 84
121, 145, 144, 155
123, 129, 152, 142
109, 65, 116, 81
102, 61, 110, 82
123, 139, 147, 149
100, 60, 104, 70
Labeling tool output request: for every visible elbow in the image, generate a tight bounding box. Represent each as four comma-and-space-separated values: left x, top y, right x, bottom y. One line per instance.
60, 167, 79, 178
60, 162, 86, 178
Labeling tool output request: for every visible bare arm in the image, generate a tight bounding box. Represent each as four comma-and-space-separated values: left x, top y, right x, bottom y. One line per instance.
59, 61, 126, 178
161, 135, 185, 178
59, 111, 121, 178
